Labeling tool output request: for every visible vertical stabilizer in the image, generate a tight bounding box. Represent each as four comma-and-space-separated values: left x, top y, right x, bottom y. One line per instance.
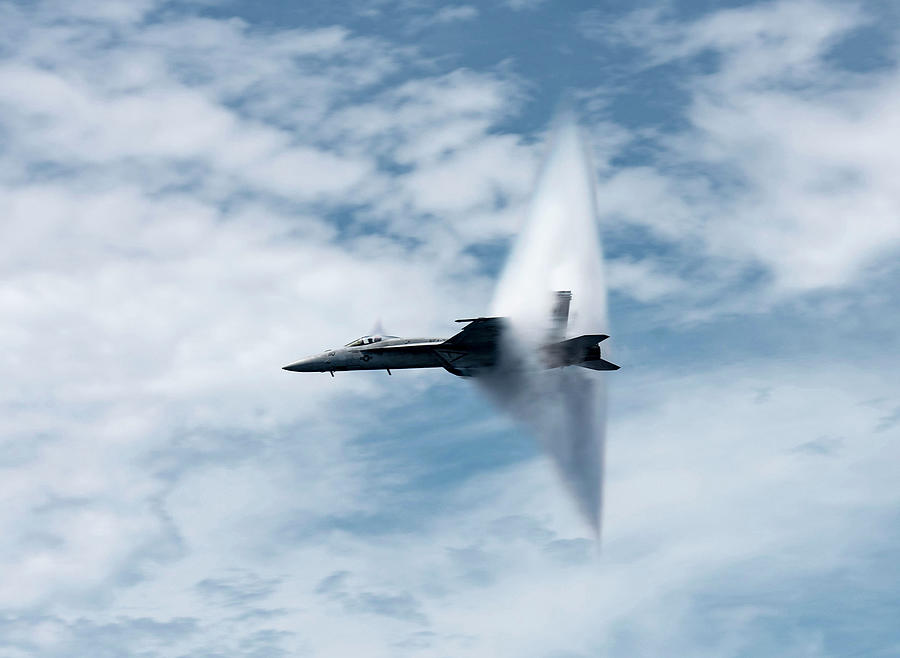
548, 290, 572, 342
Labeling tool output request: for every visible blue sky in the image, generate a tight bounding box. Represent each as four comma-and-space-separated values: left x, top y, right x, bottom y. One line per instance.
1, 0, 899, 656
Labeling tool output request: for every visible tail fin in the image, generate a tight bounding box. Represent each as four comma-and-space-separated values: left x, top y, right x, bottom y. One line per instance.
547, 290, 572, 342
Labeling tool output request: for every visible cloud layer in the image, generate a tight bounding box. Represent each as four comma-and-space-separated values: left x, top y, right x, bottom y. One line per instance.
1, 0, 899, 656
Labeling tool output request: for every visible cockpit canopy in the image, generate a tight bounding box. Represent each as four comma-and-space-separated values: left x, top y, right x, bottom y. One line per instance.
345, 335, 384, 347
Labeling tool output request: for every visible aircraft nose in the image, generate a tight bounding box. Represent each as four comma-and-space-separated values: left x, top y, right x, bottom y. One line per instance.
282, 356, 323, 372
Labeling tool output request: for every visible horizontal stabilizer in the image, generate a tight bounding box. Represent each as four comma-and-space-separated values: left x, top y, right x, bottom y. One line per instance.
579, 358, 620, 371
547, 334, 608, 365
558, 334, 608, 350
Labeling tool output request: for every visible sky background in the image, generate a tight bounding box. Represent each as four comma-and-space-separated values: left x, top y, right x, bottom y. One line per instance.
1, 0, 899, 656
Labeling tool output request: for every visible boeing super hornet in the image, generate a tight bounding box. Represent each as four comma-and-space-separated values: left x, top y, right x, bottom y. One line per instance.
282, 291, 619, 378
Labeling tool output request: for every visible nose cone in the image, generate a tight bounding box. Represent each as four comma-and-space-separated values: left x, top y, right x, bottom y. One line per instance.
282, 356, 324, 372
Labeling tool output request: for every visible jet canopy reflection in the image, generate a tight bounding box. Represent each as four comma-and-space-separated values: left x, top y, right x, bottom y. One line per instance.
344, 335, 395, 347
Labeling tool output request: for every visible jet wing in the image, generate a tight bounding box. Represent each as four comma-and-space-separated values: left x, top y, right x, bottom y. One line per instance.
431, 317, 506, 376
443, 317, 505, 350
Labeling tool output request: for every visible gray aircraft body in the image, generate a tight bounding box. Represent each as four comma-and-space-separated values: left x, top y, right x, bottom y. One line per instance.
283, 291, 619, 378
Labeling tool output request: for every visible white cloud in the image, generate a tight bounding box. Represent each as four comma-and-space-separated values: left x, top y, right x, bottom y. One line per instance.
504, 0, 548, 11
1, 0, 898, 655
41, 0, 162, 24
407, 4, 479, 30
402, 135, 534, 215
0, 0, 530, 622
606, 257, 683, 302
86, 360, 900, 656
433, 5, 479, 23
583, 0, 900, 304
326, 68, 538, 242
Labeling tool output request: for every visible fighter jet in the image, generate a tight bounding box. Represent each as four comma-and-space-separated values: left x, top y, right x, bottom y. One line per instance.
282, 291, 619, 377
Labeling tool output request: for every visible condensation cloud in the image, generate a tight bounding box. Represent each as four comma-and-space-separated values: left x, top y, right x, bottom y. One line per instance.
482, 116, 610, 532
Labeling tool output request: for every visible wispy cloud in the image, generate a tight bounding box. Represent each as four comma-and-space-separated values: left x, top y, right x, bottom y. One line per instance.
2, 0, 899, 655
581, 0, 900, 312
0, 0, 527, 622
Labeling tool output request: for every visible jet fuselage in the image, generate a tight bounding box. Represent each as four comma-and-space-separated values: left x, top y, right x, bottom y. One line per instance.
283, 337, 451, 374
283, 292, 618, 378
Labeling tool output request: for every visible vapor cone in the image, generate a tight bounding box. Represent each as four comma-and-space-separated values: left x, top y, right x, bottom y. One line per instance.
483, 116, 610, 532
